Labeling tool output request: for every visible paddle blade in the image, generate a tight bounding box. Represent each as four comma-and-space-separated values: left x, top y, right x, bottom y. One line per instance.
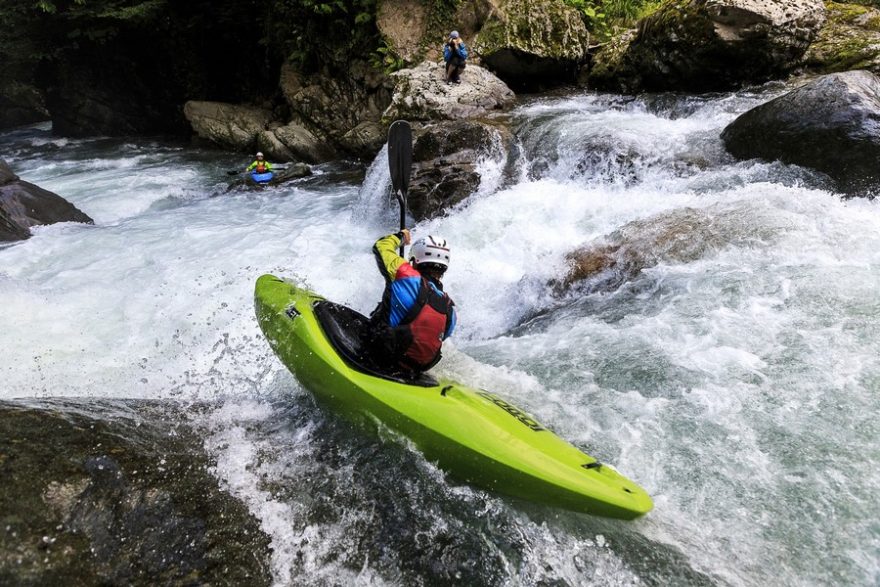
387, 120, 412, 195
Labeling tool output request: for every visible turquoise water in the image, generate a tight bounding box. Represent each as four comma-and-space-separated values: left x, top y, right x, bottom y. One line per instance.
2, 87, 879, 586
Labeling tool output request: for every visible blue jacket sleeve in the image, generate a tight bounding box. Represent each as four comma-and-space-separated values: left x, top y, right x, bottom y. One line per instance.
444, 306, 456, 340
443, 44, 451, 62
457, 43, 468, 60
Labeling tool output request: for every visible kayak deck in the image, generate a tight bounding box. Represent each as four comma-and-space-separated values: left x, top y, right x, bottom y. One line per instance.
250, 171, 274, 183
254, 274, 653, 519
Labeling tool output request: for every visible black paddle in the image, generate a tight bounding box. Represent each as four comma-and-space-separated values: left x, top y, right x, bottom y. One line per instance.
387, 120, 413, 256
227, 165, 289, 176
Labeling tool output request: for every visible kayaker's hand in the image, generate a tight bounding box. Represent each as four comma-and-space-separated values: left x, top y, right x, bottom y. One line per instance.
401, 229, 412, 245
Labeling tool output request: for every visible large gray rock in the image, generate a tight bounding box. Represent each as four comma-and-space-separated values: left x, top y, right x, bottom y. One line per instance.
408, 120, 511, 220
279, 61, 393, 159
339, 121, 387, 157
0, 399, 272, 586
0, 160, 19, 185
272, 121, 336, 163
720, 70, 880, 191
183, 101, 274, 152
0, 160, 93, 242
475, 0, 591, 89
384, 62, 515, 122
186, 60, 390, 161
551, 204, 783, 295
590, 0, 827, 92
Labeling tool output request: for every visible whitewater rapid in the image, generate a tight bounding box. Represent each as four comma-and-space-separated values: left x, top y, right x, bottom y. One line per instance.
2, 85, 879, 586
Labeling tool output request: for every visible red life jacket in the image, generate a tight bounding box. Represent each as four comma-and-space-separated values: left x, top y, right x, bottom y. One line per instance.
397, 278, 454, 370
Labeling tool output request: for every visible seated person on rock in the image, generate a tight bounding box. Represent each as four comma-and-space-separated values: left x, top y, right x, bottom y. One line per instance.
246, 152, 273, 174
443, 31, 468, 84
367, 229, 456, 374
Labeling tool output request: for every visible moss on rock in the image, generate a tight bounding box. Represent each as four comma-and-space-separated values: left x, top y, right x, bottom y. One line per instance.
804, 2, 880, 74
590, 0, 827, 92
475, 0, 591, 88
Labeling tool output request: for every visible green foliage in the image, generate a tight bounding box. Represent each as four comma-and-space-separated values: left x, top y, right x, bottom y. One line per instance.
564, 0, 662, 40
265, 0, 379, 70
371, 39, 405, 74
36, 1, 59, 13
96, 0, 167, 21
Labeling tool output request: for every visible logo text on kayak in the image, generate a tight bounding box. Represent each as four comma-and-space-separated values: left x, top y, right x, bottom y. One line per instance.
477, 391, 544, 432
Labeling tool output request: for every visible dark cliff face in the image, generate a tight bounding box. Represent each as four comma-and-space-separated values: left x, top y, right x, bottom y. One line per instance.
3, 1, 279, 136
1, 0, 383, 137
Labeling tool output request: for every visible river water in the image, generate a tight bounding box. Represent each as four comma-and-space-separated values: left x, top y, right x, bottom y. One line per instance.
2, 86, 879, 586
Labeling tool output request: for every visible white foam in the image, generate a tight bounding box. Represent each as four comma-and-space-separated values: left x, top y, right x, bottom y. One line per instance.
3, 89, 880, 586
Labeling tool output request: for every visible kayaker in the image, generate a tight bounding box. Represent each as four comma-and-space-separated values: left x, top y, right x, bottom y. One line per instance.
367, 229, 456, 374
443, 31, 468, 84
246, 152, 273, 174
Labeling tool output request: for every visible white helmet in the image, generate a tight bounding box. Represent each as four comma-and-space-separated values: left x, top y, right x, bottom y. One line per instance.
256, 152, 264, 157
409, 235, 450, 269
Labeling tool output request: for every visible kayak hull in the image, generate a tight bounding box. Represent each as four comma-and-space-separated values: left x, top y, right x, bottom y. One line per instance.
250, 171, 274, 183
254, 274, 653, 519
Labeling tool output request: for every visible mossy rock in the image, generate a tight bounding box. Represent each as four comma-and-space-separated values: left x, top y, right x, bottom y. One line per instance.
804, 1, 880, 74
590, 0, 827, 92
475, 0, 591, 89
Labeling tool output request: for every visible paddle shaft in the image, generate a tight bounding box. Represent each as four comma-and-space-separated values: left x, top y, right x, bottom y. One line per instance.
396, 191, 406, 256
229, 165, 288, 175
387, 120, 413, 257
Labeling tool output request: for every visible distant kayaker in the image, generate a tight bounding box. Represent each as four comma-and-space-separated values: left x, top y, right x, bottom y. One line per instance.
246, 152, 273, 174
367, 229, 456, 374
443, 31, 468, 84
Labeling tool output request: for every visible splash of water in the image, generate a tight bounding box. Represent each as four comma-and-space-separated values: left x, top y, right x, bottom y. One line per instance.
2, 86, 879, 586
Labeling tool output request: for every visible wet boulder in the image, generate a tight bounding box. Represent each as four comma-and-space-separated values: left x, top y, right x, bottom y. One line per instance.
384, 62, 515, 122
0, 161, 18, 185
804, 2, 880, 75
183, 101, 274, 153
720, 70, 880, 192
339, 121, 388, 158
474, 0, 591, 90
0, 160, 93, 242
279, 61, 394, 159
271, 121, 337, 164
590, 0, 827, 92
0, 210, 30, 241
407, 120, 511, 220
0, 399, 272, 586
552, 204, 783, 295
255, 128, 297, 162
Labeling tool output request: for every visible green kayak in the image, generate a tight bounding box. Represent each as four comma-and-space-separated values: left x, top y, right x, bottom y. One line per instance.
254, 274, 653, 519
